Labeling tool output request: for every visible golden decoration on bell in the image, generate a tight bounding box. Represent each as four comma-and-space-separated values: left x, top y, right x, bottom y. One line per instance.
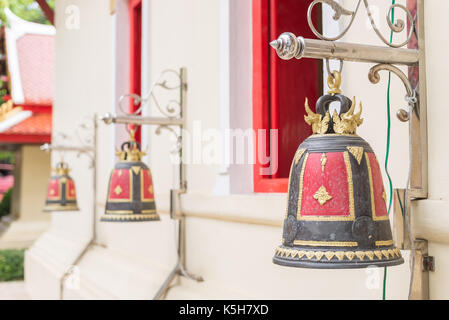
345, 251, 355, 261
332, 97, 364, 134
365, 153, 390, 221
294, 148, 306, 165
327, 71, 342, 95
374, 250, 383, 260
148, 185, 153, 194
314, 251, 325, 261
53, 166, 70, 176
102, 213, 159, 221
313, 186, 332, 206
382, 191, 387, 203
294, 240, 357, 247
355, 251, 366, 261
114, 185, 123, 195
49, 189, 55, 195
324, 251, 335, 261
131, 166, 141, 175
275, 247, 402, 261
376, 240, 394, 247
346, 146, 364, 165
116, 129, 146, 162
320, 153, 327, 172
304, 98, 330, 134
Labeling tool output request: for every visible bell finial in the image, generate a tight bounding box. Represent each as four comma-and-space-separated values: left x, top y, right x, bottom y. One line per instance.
116, 126, 147, 162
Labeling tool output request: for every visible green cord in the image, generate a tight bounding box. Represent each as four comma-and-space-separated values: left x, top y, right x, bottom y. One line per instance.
396, 189, 404, 216
383, 0, 396, 301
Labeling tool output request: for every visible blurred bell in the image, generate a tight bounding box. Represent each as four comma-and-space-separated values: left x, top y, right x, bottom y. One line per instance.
273, 71, 404, 269
101, 129, 159, 222
43, 162, 79, 212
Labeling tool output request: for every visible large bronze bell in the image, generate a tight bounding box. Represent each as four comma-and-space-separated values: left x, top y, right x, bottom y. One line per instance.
273, 71, 404, 268
44, 162, 79, 212
101, 132, 159, 222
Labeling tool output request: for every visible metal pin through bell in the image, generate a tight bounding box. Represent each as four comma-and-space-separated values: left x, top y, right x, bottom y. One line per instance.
273, 71, 404, 268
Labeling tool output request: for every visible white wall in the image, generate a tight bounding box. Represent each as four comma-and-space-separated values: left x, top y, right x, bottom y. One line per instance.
25, 0, 115, 299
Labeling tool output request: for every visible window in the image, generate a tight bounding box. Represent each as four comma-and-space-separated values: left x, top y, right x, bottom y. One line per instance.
129, 0, 142, 142
252, 0, 322, 193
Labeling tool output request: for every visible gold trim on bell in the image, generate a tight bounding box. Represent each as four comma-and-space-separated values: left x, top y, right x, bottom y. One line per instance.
293, 240, 358, 247
275, 247, 402, 262
365, 153, 390, 221
297, 151, 355, 221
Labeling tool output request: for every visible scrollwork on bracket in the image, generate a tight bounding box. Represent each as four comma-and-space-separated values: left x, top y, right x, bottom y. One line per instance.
155, 125, 182, 154
118, 69, 184, 119
307, 0, 416, 48
368, 63, 418, 121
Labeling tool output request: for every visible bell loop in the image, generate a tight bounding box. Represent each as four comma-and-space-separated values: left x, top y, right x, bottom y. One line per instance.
327, 71, 342, 95
54, 161, 71, 176
305, 70, 364, 136
116, 126, 147, 162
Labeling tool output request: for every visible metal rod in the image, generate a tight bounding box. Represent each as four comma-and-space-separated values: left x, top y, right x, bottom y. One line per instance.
270, 33, 419, 66
57, 115, 98, 300
179, 68, 187, 191
40, 144, 94, 153
101, 113, 184, 127
153, 263, 180, 300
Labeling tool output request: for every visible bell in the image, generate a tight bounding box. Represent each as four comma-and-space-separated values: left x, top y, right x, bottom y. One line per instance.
273, 71, 404, 268
101, 131, 159, 222
43, 161, 79, 212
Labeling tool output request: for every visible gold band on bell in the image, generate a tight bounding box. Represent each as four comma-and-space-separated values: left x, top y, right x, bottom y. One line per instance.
100, 213, 160, 222
43, 204, 79, 212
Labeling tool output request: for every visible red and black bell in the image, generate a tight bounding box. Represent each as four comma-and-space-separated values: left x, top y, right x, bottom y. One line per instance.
101, 134, 159, 222
274, 71, 403, 268
44, 162, 79, 212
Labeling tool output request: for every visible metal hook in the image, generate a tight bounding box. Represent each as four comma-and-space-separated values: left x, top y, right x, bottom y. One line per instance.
326, 58, 344, 77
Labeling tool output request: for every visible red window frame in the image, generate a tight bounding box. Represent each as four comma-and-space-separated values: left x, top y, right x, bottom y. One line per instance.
129, 0, 142, 143
252, 0, 321, 193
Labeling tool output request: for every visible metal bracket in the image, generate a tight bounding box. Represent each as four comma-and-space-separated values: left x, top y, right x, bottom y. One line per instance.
101, 68, 203, 299
270, 0, 428, 200
409, 239, 433, 300
394, 190, 434, 299
40, 115, 98, 300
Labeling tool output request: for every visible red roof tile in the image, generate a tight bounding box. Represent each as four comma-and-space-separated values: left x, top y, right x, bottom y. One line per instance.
16, 34, 54, 105
0, 112, 51, 143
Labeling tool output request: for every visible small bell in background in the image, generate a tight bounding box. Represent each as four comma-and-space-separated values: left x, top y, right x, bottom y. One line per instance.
101, 128, 159, 222
44, 161, 79, 212
273, 71, 404, 269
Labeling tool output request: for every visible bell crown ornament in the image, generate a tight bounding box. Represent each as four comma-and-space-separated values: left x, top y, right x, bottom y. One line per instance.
273, 71, 404, 268
115, 129, 147, 162
101, 128, 160, 222
44, 161, 79, 212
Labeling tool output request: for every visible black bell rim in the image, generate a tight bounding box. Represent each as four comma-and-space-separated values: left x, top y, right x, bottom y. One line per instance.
100, 212, 160, 222
273, 245, 404, 269
43, 204, 80, 212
